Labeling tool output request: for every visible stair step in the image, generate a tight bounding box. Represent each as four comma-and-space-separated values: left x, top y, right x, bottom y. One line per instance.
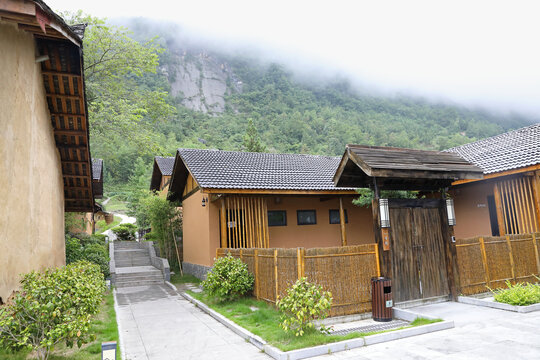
115, 279, 165, 288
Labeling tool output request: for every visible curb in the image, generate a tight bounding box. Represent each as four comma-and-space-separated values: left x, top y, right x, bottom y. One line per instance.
181, 292, 454, 360
112, 289, 127, 360
458, 296, 540, 313
165, 281, 177, 291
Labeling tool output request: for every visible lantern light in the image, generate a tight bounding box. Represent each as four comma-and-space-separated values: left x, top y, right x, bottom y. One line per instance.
379, 199, 390, 228
446, 198, 456, 226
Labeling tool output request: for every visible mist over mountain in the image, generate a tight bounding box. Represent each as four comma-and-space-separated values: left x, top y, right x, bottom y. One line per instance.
95, 17, 536, 187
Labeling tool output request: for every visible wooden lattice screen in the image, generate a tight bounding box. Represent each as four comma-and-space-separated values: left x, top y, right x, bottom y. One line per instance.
456, 233, 540, 295
221, 196, 270, 249
494, 175, 539, 235
217, 244, 380, 316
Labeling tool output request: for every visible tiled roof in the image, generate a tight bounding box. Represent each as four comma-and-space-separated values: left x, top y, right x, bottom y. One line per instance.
446, 123, 540, 174
155, 156, 175, 176
177, 149, 355, 191
92, 159, 103, 181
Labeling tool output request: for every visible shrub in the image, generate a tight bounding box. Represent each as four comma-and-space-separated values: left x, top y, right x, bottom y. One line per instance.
0, 261, 106, 360
65, 235, 109, 277
277, 277, 332, 336
202, 254, 254, 302
491, 280, 540, 306
112, 223, 137, 241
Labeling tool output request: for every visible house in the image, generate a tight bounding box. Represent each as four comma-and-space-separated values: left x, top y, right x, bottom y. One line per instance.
150, 156, 175, 194
0, 0, 94, 302
167, 149, 375, 278
447, 123, 540, 238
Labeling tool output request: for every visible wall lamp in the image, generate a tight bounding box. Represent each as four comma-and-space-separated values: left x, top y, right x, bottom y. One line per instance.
446, 198, 456, 226
201, 196, 209, 207
379, 199, 390, 228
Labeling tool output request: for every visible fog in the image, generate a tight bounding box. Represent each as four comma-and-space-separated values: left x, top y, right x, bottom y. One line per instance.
49, 0, 540, 117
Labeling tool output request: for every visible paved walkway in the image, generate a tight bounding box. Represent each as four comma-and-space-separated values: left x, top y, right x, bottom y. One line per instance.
116, 286, 540, 360
115, 284, 269, 360
312, 301, 540, 359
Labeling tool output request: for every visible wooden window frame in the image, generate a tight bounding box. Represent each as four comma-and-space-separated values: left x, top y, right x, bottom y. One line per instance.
329, 209, 348, 224
268, 210, 287, 227
297, 210, 317, 225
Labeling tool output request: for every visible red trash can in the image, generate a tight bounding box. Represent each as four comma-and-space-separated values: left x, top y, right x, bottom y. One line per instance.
371, 277, 393, 322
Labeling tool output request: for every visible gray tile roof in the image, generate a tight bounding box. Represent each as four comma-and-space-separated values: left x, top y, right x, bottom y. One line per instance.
155, 156, 175, 176
92, 159, 103, 181
177, 148, 355, 191
446, 123, 540, 174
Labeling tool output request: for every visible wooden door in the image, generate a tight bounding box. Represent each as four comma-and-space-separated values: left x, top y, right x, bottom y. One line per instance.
389, 199, 449, 302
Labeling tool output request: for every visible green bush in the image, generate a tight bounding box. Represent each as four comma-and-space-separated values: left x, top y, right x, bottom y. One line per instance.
65, 235, 109, 277
202, 254, 254, 302
112, 223, 137, 241
0, 261, 106, 360
491, 279, 540, 306
277, 277, 332, 336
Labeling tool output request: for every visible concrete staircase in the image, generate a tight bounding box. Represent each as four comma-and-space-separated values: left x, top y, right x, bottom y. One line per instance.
112, 241, 165, 288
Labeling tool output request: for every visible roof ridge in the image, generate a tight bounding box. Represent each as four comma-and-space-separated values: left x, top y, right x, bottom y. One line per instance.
177, 148, 340, 159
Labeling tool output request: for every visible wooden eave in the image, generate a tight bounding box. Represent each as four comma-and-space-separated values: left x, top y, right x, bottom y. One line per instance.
452, 164, 540, 186
202, 188, 358, 195
1, 1, 95, 211
149, 160, 163, 191
334, 145, 484, 191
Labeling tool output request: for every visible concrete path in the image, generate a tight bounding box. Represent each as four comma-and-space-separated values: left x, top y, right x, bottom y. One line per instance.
312, 301, 540, 359
115, 284, 269, 360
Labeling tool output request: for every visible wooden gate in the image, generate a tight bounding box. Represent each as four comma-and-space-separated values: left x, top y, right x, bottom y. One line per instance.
389, 199, 450, 302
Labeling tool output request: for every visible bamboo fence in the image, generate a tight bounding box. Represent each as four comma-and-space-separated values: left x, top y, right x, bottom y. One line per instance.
456, 232, 540, 295
217, 244, 380, 316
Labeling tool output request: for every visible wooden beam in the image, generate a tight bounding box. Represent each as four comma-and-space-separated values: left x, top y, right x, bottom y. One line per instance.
531, 171, 540, 231
453, 164, 540, 186
339, 197, 347, 246
220, 198, 227, 248
203, 188, 357, 195
54, 129, 87, 136
50, 112, 85, 117
42, 70, 81, 77
63, 174, 90, 179
493, 183, 506, 236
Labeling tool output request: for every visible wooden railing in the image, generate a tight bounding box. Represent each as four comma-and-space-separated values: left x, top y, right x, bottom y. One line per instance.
456, 233, 540, 295
217, 244, 380, 316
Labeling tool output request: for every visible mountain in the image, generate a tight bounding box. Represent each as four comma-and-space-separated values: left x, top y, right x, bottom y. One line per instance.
100, 19, 536, 188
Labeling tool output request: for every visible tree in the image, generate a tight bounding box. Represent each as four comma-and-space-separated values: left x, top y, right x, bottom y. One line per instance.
60, 11, 175, 186
242, 119, 266, 152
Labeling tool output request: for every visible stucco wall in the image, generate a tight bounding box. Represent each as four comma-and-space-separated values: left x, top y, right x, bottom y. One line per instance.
451, 181, 493, 239
266, 195, 374, 248
0, 22, 65, 302
183, 192, 374, 267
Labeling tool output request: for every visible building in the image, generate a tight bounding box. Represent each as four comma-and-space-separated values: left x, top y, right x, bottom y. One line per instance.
447, 123, 540, 239
167, 149, 374, 278
0, 0, 94, 302
150, 156, 175, 194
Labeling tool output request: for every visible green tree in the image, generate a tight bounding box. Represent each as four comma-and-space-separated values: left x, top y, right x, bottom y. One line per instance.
242, 119, 266, 152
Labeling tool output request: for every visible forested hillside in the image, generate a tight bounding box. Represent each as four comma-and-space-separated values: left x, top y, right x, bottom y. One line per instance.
82, 17, 534, 192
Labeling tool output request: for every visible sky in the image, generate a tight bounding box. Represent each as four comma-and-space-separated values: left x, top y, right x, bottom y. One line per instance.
47, 0, 540, 117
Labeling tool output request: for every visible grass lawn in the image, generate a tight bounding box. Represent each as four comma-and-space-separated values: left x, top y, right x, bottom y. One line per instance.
103, 196, 128, 213
188, 291, 441, 352
95, 216, 122, 233
170, 273, 202, 286
0, 292, 120, 360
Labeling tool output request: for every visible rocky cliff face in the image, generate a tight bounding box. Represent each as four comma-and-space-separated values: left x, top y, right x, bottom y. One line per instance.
166, 50, 242, 114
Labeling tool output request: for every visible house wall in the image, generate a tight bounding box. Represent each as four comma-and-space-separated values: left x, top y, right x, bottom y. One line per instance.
182, 191, 374, 277
451, 181, 494, 239
160, 175, 171, 193
182, 191, 220, 272
266, 195, 374, 248
0, 22, 65, 302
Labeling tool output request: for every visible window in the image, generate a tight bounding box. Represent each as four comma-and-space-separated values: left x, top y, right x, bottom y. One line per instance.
268, 210, 287, 226
297, 210, 317, 225
329, 209, 348, 224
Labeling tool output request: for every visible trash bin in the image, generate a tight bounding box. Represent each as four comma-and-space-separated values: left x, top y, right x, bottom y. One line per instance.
371, 277, 393, 322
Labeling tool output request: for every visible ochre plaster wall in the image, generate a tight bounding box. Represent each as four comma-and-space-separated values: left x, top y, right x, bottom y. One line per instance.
0, 22, 65, 302
184, 192, 374, 267
182, 190, 220, 267
451, 181, 493, 239
266, 196, 374, 248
